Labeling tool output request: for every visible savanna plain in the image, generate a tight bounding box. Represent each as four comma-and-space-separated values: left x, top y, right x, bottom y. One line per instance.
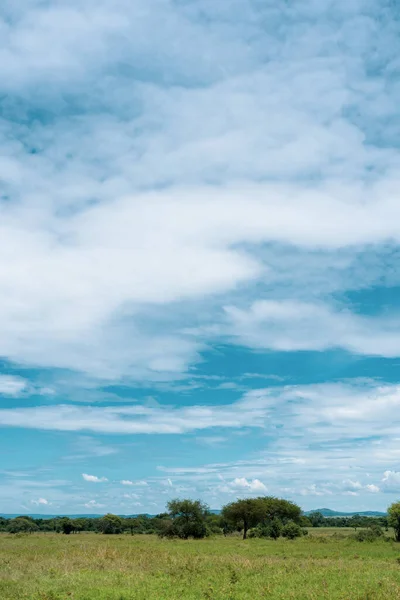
1, 530, 400, 600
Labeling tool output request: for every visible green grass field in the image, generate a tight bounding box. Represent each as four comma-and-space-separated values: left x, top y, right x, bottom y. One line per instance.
1, 530, 400, 600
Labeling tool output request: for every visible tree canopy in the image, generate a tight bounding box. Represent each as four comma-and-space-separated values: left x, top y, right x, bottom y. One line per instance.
161, 498, 209, 539
222, 496, 302, 539
388, 502, 400, 542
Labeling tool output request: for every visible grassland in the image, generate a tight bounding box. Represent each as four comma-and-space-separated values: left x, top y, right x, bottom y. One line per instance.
1, 529, 400, 600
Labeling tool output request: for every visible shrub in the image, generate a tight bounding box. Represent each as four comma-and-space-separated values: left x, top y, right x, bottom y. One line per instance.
248, 519, 282, 539
369, 523, 383, 538
354, 529, 378, 542
281, 521, 303, 539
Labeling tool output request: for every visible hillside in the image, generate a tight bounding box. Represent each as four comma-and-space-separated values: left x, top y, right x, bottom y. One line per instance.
305, 508, 387, 517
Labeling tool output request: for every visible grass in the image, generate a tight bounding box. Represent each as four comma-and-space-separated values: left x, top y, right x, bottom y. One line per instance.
1, 530, 400, 599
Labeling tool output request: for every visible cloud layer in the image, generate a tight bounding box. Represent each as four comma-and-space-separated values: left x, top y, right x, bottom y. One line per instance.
1, 0, 400, 513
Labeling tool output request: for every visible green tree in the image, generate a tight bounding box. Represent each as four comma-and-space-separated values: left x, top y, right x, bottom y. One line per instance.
161, 499, 209, 539
7, 517, 39, 534
222, 496, 302, 540
308, 511, 325, 527
222, 498, 266, 540
98, 513, 123, 534
258, 497, 302, 524
60, 517, 74, 535
388, 502, 400, 542
349, 514, 362, 532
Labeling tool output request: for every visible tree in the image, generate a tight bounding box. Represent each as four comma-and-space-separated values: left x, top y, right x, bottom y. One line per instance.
60, 518, 74, 535
258, 497, 302, 524
222, 498, 266, 540
222, 496, 302, 540
349, 515, 362, 532
161, 499, 209, 539
308, 512, 325, 528
7, 517, 39, 534
388, 502, 400, 542
98, 513, 123, 534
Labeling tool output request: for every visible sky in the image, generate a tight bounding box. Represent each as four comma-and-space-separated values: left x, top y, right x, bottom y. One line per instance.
1, 0, 400, 516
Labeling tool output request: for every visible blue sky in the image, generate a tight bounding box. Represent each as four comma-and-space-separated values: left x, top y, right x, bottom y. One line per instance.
1, 0, 400, 515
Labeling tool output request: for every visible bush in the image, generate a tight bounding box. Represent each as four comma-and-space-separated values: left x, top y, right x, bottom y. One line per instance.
281, 521, 303, 539
354, 529, 379, 542
369, 523, 383, 538
248, 519, 282, 539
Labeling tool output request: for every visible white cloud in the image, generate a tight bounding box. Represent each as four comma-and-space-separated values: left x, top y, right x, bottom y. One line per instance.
121, 479, 148, 486
2, 380, 400, 439
342, 480, 380, 494
0, 375, 27, 397
82, 473, 108, 483
366, 484, 380, 493
31, 497, 50, 505
218, 477, 267, 494
84, 500, 105, 509
300, 484, 333, 497
1, 0, 400, 513
0, 1, 399, 383
223, 300, 400, 358
232, 477, 267, 492
381, 471, 400, 493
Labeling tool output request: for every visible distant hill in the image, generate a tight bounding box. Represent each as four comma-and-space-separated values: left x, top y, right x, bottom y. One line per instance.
0, 508, 387, 520
305, 508, 387, 517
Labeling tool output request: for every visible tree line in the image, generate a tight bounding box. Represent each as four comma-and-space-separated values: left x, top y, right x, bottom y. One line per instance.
1, 498, 400, 542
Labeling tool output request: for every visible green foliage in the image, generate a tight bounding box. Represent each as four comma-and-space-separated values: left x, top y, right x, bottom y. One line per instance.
222, 498, 266, 540
98, 514, 123, 535
281, 521, 303, 539
388, 502, 400, 542
248, 518, 282, 540
299, 515, 312, 527
355, 529, 379, 542
60, 518, 74, 535
222, 496, 301, 540
6, 517, 39, 534
160, 498, 209, 539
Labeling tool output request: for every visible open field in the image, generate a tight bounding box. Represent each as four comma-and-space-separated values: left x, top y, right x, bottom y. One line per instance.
1, 530, 400, 600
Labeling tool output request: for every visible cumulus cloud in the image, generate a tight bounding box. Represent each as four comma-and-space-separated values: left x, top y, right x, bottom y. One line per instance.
31, 497, 50, 505
232, 477, 267, 492
82, 473, 108, 483
366, 485, 380, 494
218, 477, 267, 494
381, 471, 400, 493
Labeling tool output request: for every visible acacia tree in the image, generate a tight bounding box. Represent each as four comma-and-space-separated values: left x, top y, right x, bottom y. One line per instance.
222, 496, 302, 540
258, 497, 301, 524
161, 499, 209, 539
222, 498, 265, 539
388, 502, 400, 542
